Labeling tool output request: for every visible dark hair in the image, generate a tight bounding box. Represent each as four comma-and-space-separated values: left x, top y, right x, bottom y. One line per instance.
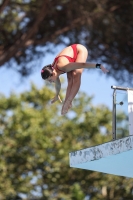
41, 64, 53, 80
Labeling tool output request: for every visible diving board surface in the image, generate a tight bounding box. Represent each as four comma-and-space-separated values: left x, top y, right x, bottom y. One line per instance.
69, 136, 133, 177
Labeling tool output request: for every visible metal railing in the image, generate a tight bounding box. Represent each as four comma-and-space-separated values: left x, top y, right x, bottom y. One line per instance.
111, 85, 133, 140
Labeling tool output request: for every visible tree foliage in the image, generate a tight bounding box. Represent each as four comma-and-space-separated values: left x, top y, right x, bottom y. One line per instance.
0, 84, 133, 200
0, 0, 133, 83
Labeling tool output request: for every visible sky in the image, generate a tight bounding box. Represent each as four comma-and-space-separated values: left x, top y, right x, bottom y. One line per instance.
0, 43, 131, 121
1, 44, 130, 140
0, 44, 120, 110
0, 44, 132, 179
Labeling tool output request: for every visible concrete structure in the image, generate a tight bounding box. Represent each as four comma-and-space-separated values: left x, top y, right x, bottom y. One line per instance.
69, 136, 133, 177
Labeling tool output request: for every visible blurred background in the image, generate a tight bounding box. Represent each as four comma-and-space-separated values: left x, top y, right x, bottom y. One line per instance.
0, 0, 133, 199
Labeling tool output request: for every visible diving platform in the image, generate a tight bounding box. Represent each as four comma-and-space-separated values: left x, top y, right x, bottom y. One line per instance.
69, 135, 133, 177
69, 86, 133, 177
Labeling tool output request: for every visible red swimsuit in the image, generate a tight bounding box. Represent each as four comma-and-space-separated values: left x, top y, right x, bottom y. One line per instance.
52, 44, 78, 73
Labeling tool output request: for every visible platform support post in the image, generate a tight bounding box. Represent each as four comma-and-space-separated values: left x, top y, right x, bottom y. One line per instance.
112, 88, 116, 140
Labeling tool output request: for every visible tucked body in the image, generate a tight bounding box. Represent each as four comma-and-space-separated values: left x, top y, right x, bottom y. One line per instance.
41, 44, 109, 115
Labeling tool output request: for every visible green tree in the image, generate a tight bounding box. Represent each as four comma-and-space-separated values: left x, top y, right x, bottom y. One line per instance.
0, 84, 133, 200
0, 0, 133, 83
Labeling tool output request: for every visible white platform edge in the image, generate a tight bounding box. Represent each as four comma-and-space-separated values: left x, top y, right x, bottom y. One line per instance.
69, 136, 133, 166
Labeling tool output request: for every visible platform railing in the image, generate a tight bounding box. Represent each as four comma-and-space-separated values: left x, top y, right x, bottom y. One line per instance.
111, 85, 133, 140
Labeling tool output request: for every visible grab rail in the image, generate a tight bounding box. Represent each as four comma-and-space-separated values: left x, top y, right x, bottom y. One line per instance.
111, 85, 133, 140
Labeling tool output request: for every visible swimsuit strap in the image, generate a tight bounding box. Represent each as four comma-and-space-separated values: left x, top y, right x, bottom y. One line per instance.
70, 44, 78, 62
52, 57, 66, 73
52, 44, 78, 73
55, 44, 77, 62
54, 55, 73, 62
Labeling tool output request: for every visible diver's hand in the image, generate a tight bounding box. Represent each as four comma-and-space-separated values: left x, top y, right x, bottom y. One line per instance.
101, 65, 109, 73
51, 95, 62, 104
